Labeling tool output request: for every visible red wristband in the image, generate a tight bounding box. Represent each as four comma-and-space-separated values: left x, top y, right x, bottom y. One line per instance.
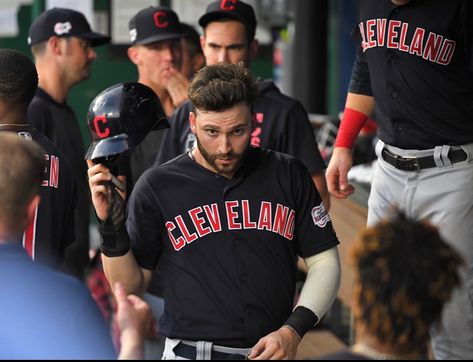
334, 108, 369, 149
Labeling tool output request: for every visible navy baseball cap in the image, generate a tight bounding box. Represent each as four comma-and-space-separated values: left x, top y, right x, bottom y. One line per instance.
28, 8, 110, 47
129, 7, 182, 45
199, 0, 257, 42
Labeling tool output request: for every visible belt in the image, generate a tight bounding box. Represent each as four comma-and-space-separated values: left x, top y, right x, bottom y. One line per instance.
174, 342, 248, 360
381, 147, 467, 171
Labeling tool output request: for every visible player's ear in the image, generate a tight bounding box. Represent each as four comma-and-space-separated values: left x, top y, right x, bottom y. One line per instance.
189, 112, 197, 134
127, 46, 139, 65
249, 39, 259, 60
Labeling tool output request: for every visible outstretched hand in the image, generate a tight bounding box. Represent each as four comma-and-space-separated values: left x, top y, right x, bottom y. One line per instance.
114, 282, 151, 360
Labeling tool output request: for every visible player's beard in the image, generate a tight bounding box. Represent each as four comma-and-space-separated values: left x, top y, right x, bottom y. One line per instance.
195, 136, 248, 176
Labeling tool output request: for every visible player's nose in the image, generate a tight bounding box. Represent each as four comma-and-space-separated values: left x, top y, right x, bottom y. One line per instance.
217, 49, 230, 64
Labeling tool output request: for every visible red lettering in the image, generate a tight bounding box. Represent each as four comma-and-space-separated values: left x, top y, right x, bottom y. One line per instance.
283, 210, 296, 241
226, 201, 241, 230
49, 155, 59, 189
220, 0, 237, 11
23, 205, 38, 259
153, 11, 169, 28
42, 154, 49, 187
258, 202, 272, 231
437, 39, 456, 65
251, 127, 261, 147
272, 204, 289, 236
93, 115, 110, 139
366, 19, 376, 49
241, 200, 256, 229
409, 28, 425, 56
203, 204, 222, 232
166, 221, 186, 251
423, 32, 443, 62
376, 19, 386, 47
253, 113, 264, 124
387, 20, 401, 49
189, 207, 212, 238
398, 23, 409, 52
175, 215, 198, 244
358, 23, 367, 51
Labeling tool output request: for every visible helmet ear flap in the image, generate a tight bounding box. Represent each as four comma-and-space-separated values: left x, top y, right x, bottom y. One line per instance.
85, 82, 169, 161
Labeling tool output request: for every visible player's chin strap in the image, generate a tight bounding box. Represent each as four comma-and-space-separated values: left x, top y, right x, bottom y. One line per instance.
284, 247, 341, 338
98, 187, 130, 257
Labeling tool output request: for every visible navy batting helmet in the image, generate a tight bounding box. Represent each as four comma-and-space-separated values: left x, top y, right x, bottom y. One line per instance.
85, 82, 168, 161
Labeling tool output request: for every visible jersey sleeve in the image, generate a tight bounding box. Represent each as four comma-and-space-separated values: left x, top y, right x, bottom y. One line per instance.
283, 101, 326, 174
126, 170, 164, 270
348, 46, 372, 96
290, 158, 339, 258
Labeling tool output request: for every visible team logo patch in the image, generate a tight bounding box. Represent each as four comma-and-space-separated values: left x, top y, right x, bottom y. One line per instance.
54, 22, 72, 35
18, 132, 32, 141
129, 28, 137, 42
311, 203, 330, 228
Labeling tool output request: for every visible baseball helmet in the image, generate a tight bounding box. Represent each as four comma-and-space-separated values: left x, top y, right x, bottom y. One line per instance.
85, 82, 169, 161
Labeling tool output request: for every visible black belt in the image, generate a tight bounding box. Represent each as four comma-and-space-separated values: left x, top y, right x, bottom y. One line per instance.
381, 147, 467, 171
174, 343, 247, 360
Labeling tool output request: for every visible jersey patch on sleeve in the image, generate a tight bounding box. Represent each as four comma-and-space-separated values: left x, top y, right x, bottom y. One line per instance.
311, 203, 330, 228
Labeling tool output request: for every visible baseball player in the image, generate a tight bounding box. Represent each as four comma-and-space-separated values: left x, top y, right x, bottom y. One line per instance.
88, 63, 341, 360
326, 0, 473, 359
126, 7, 187, 189
27, 8, 110, 279
155, 0, 330, 211
0, 48, 76, 272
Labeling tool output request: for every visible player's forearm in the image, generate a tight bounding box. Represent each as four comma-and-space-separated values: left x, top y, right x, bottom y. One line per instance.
297, 247, 341, 323
345, 93, 375, 118
102, 251, 147, 296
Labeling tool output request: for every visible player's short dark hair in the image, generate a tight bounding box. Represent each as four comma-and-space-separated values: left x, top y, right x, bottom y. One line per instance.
0, 133, 45, 233
351, 212, 463, 354
0, 49, 38, 106
181, 23, 203, 58
189, 62, 257, 113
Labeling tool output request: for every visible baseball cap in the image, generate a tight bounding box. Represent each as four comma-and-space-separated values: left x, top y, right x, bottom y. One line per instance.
198, 0, 257, 42
129, 7, 182, 45
28, 8, 110, 47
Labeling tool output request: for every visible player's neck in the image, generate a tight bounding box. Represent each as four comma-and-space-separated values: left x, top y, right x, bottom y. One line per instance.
0, 106, 28, 126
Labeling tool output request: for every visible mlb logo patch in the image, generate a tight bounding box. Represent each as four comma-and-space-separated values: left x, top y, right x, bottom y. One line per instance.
54, 22, 72, 35
311, 203, 330, 228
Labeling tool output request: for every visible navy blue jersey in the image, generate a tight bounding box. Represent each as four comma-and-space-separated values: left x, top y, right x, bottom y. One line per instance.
0, 125, 76, 270
155, 80, 326, 174
127, 147, 339, 347
28, 87, 90, 277
350, 0, 473, 149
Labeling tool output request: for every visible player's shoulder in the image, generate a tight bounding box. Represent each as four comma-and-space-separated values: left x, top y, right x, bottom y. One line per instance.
171, 100, 193, 122
256, 79, 299, 108
251, 147, 305, 169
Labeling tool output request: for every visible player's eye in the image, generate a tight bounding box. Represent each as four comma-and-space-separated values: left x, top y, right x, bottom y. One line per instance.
233, 129, 244, 136
206, 129, 217, 136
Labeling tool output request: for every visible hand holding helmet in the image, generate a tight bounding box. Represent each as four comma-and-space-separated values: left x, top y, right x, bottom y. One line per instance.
85, 82, 168, 257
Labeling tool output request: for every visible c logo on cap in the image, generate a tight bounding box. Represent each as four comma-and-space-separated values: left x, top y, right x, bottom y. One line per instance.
220, 0, 238, 11
93, 115, 110, 139
153, 11, 169, 28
